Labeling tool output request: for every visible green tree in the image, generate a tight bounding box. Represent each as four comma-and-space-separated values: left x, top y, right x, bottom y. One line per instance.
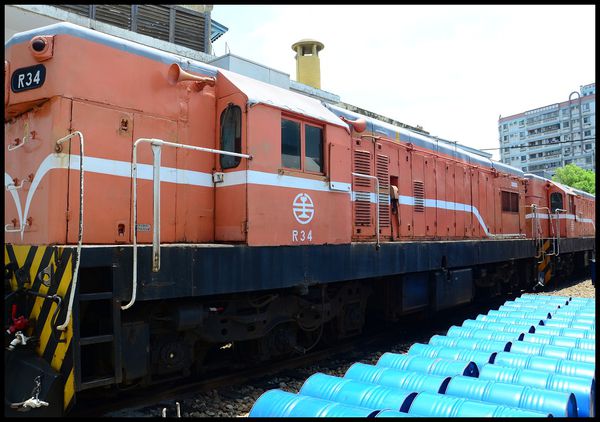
552, 164, 595, 194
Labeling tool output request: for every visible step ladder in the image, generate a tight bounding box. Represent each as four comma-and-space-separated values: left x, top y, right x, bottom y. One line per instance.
74, 269, 122, 391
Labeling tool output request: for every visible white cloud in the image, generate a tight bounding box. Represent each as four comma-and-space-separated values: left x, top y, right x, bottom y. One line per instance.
212, 5, 595, 160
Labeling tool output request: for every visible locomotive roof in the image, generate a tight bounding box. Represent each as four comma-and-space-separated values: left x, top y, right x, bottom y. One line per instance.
326, 104, 524, 178
525, 174, 595, 200
218, 69, 347, 128
6, 22, 347, 129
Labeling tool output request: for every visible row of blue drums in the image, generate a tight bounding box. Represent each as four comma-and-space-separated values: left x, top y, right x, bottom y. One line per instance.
250, 294, 595, 417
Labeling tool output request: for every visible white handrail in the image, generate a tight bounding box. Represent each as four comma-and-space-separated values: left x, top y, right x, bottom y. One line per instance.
56, 131, 84, 331
121, 138, 252, 311
352, 172, 380, 250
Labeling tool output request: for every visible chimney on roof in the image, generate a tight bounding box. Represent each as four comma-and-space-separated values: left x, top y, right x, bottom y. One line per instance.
291, 39, 324, 89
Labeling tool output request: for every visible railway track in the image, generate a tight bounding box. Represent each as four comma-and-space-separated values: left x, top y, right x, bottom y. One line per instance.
71, 294, 510, 417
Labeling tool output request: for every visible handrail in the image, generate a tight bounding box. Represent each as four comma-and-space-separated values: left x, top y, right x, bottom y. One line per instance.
352, 172, 380, 250
553, 209, 567, 257
121, 138, 252, 311
56, 131, 84, 331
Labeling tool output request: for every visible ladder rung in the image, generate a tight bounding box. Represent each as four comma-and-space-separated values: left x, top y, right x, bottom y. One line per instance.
80, 334, 114, 346
80, 377, 116, 390
80, 292, 113, 301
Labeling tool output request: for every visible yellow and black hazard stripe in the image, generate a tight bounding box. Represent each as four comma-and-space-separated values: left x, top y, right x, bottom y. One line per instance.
4, 244, 76, 412
537, 240, 553, 286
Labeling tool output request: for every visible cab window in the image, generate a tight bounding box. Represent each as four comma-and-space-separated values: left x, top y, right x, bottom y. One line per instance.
281, 117, 324, 173
220, 104, 241, 169
550, 192, 563, 212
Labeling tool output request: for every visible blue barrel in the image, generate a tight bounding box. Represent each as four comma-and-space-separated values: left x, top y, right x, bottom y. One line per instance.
406, 391, 550, 417
476, 315, 546, 326
446, 326, 524, 342
462, 319, 537, 334
373, 409, 414, 417
376, 353, 479, 377
569, 297, 594, 304
344, 363, 451, 394
445, 375, 577, 417
493, 351, 595, 379
521, 333, 596, 351
408, 343, 496, 368
487, 309, 552, 320
500, 302, 561, 311
516, 295, 570, 304
299, 373, 417, 412
535, 325, 595, 339
429, 335, 511, 353
249, 389, 378, 417
479, 364, 595, 417
549, 315, 595, 324
543, 319, 595, 330
510, 341, 595, 363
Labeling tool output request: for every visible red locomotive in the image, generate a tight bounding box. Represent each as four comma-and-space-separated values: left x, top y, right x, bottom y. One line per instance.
4, 23, 595, 415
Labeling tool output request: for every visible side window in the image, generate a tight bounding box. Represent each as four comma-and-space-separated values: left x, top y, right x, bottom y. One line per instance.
550, 192, 563, 212
281, 119, 301, 169
501, 191, 519, 213
281, 118, 324, 173
220, 105, 241, 169
305, 124, 323, 173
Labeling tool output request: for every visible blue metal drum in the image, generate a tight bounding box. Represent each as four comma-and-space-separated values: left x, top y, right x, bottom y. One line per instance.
487, 309, 552, 320
408, 343, 496, 368
521, 333, 596, 351
407, 391, 550, 417
476, 315, 546, 326
429, 335, 511, 353
535, 325, 595, 339
543, 319, 595, 330
344, 363, 451, 394
446, 325, 524, 341
376, 353, 479, 377
461, 319, 537, 334
493, 351, 595, 379
479, 364, 596, 417
500, 302, 561, 311
445, 375, 577, 417
299, 373, 417, 412
249, 389, 378, 417
509, 341, 595, 363
373, 409, 414, 417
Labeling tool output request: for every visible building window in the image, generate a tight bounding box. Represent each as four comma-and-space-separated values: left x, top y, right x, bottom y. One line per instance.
501, 191, 519, 213
583, 103, 590, 111
585, 143, 592, 150
219, 104, 242, 169
521, 156, 526, 161
281, 118, 324, 173
584, 130, 591, 137
563, 121, 570, 128
503, 135, 508, 141
583, 116, 590, 124
55, 5, 209, 52
503, 124, 508, 130
519, 120, 525, 127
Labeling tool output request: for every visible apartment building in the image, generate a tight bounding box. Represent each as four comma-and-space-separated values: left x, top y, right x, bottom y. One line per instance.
498, 83, 595, 179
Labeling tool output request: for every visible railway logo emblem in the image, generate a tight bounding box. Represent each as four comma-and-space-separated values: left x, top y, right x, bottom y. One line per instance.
293, 193, 315, 224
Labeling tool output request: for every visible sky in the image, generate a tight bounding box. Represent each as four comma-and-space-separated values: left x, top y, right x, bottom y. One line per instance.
211, 5, 595, 160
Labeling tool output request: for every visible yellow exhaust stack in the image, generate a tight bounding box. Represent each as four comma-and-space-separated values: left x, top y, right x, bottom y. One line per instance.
291, 39, 324, 89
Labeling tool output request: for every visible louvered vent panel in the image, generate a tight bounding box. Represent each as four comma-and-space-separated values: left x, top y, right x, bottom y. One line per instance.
137, 5, 170, 42
376, 154, 390, 227
95, 5, 132, 29
56, 5, 91, 17
354, 192, 372, 226
354, 150, 371, 187
174, 9, 206, 51
413, 181, 425, 213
